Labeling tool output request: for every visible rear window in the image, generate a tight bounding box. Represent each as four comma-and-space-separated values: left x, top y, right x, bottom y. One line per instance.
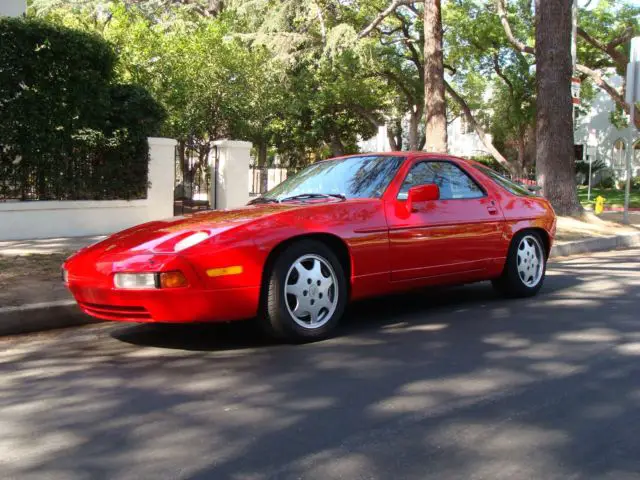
475, 166, 535, 197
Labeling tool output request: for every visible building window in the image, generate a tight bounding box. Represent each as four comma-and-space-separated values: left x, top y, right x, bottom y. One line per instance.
459, 117, 473, 135
612, 139, 626, 168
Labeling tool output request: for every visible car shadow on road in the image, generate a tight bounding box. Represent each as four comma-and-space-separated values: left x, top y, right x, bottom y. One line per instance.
110, 269, 583, 353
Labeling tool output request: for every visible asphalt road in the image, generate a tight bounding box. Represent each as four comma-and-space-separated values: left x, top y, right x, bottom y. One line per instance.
2, 249, 640, 480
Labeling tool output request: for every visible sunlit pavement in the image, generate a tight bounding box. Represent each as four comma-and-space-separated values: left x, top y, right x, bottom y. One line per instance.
2, 249, 640, 480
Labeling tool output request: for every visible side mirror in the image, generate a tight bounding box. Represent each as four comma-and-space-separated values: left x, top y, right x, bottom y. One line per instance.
406, 184, 440, 212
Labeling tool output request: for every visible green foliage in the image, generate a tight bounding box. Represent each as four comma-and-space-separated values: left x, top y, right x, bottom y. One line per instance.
469, 155, 510, 174
575, 158, 607, 185
0, 17, 164, 200
596, 176, 615, 189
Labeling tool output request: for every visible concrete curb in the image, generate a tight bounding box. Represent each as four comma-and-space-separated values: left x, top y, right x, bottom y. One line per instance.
551, 232, 640, 258
1, 232, 639, 337
0, 300, 95, 337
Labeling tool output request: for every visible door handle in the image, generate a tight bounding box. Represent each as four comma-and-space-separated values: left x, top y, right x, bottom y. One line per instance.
487, 201, 498, 215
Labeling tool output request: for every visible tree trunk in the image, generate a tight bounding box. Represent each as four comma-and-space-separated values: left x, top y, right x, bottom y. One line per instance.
387, 119, 403, 151
257, 139, 268, 193
423, 0, 448, 153
517, 133, 526, 174
408, 109, 420, 151
387, 129, 400, 151
330, 133, 345, 157
535, 0, 582, 216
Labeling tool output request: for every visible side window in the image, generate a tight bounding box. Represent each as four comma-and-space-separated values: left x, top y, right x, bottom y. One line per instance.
398, 161, 485, 200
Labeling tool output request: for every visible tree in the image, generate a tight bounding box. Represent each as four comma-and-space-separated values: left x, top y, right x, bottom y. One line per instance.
0, 17, 164, 201
535, 0, 581, 215
229, 0, 387, 161
422, 0, 447, 152
575, 1, 640, 129
495, 0, 580, 214
356, 0, 448, 152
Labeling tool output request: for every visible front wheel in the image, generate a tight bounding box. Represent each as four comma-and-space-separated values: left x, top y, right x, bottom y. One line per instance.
492, 231, 547, 298
261, 240, 347, 342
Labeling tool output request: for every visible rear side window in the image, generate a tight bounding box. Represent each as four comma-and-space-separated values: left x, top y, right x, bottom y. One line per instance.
398, 161, 485, 200
475, 166, 535, 197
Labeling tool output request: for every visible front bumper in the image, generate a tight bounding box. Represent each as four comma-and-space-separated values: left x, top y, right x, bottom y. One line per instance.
68, 283, 260, 323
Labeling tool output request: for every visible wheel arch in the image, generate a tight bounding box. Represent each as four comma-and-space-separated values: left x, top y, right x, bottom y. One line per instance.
260, 233, 353, 299
514, 227, 551, 259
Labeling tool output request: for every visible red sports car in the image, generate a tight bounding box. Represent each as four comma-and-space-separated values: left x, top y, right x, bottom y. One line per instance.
63, 153, 556, 341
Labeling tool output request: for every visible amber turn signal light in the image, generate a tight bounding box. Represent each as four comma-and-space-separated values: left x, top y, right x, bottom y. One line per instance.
159, 271, 188, 289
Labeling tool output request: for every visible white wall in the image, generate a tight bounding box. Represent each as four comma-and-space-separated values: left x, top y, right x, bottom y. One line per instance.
358, 125, 392, 153
212, 139, 252, 210
0, 137, 176, 241
447, 117, 493, 158
0, 0, 26, 16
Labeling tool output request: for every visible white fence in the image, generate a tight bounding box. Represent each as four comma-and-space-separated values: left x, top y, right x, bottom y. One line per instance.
0, 138, 176, 241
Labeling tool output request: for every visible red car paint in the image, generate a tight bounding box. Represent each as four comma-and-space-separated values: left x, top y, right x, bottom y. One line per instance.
63, 153, 556, 323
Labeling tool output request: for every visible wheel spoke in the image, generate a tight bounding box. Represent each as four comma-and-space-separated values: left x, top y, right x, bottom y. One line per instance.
310, 258, 322, 278
286, 280, 304, 297
292, 298, 309, 318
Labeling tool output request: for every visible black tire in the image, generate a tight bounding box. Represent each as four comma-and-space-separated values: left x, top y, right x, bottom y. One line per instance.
261, 240, 348, 342
492, 230, 547, 298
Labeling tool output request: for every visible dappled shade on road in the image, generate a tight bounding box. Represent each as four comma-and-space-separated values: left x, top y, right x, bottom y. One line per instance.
1, 250, 640, 479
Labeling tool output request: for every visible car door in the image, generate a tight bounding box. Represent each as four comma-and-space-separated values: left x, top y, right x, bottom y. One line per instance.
386, 159, 506, 282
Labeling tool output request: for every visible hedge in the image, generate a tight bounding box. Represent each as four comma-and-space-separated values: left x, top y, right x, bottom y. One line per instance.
0, 17, 165, 201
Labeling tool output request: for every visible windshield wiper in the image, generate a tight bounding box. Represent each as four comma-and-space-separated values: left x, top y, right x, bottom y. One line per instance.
248, 197, 279, 205
279, 193, 347, 203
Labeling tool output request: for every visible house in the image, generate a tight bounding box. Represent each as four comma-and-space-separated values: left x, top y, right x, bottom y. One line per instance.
574, 73, 640, 181
358, 117, 493, 158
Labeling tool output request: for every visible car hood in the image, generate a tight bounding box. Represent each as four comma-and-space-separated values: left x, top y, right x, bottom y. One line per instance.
71, 203, 307, 258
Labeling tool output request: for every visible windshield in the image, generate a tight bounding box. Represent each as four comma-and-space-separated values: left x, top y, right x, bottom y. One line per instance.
259, 155, 405, 201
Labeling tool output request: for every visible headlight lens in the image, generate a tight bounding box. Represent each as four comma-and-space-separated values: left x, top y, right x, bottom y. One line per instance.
113, 272, 189, 289
114, 273, 158, 289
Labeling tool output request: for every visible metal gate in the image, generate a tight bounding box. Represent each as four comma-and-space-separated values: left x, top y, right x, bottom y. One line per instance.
173, 143, 216, 216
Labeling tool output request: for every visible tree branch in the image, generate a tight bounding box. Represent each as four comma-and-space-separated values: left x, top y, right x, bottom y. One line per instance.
358, 0, 417, 39
443, 64, 457, 74
375, 70, 417, 105
495, 0, 535, 55
444, 81, 514, 171
314, 1, 327, 45
576, 64, 640, 129
577, 27, 627, 71
607, 26, 634, 50
395, 10, 423, 76
493, 54, 515, 97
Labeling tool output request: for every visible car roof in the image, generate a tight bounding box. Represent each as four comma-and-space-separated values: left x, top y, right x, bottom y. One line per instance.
327, 151, 475, 164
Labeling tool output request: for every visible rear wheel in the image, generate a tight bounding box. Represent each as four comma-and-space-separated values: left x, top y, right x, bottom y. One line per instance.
492, 231, 547, 298
261, 240, 347, 342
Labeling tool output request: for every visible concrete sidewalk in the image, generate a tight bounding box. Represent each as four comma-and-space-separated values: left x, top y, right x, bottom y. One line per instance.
0, 235, 105, 256
1, 230, 640, 337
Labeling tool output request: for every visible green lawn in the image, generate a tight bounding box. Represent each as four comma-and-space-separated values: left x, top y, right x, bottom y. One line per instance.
578, 186, 640, 209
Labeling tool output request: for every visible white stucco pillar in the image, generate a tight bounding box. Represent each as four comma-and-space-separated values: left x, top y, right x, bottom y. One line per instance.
147, 137, 177, 220
212, 139, 252, 210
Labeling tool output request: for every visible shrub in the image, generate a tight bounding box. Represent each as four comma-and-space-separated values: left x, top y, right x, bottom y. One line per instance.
596, 176, 615, 189
469, 155, 510, 175
0, 18, 165, 201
